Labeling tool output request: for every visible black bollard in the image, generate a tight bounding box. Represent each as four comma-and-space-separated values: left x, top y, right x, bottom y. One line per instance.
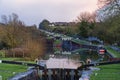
48, 69, 52, 80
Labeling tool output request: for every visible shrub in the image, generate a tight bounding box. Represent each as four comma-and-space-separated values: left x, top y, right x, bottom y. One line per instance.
0, 50, 5, 58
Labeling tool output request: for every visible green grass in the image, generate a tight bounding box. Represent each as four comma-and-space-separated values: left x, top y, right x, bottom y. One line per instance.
90, 46, 120, 80
0, 57, 35, 63
105, 46, 120, 58
1, 57, 23, 61
0, 63, 28, 80
72, 39, 89, 44
54, 40, 61, 44
90, 64, 120, 80
72, 48, 87, 53
0, 57, 35, 80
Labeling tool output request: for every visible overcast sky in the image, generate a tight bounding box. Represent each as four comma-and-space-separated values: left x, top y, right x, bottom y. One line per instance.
0, 0, 98, 26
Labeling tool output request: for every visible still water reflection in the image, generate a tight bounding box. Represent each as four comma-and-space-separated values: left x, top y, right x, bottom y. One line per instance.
39, 39, 110, 80
46, 42, 109, 64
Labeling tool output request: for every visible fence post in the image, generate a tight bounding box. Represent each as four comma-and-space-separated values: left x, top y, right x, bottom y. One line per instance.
38, 70, 43, 80
70, 69, 75, 80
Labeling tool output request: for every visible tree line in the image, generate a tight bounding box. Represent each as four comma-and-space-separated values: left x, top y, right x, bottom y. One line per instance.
0, 13, 46, 60
39, 0, 120, 45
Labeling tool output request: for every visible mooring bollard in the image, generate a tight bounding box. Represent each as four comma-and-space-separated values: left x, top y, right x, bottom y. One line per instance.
38, 70, 43, 80
48, 69, 52, 80
70, 69, 75, 80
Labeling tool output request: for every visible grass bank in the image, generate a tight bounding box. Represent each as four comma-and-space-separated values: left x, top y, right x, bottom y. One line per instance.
90, 46, 120, 80
0, 63, 28, 80
0, 57, 35, 80
90, 64, 120, 80
105, 46, 120, 58
72, 39, 89, 45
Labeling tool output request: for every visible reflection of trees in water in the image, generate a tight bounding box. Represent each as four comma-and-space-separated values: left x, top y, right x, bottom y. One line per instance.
46, 39, 54, 54
79, 50, 100, 62
69, 54, 81, 61
79, 50, 109, 62
46, 39, 109, 62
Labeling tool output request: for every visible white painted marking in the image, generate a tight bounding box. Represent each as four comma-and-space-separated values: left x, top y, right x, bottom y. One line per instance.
0, 75, 2, 80
0, 60, 2, 63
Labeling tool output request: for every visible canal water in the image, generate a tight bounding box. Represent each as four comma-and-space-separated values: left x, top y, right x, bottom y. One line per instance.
45, 39, 109, 63
38, 39, 110, 80
9, 39, 110, 80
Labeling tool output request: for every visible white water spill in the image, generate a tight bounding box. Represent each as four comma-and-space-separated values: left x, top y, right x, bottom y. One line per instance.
46, 58, 82, 69
0, 60, 2, 63
79, 67, 100, 80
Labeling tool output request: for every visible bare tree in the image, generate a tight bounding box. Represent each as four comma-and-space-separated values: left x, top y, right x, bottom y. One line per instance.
76, 12, 96, 37
76, 12, 96, 23
23, 39, 45, 60
1, 15, 8, 24
96, 0, 120, 44
98, 0, 120, 15
1, 13, 26, 48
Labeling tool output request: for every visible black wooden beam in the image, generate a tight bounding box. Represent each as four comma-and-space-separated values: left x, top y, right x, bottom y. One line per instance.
1, 60, 44, 69
1, 60, 120, 70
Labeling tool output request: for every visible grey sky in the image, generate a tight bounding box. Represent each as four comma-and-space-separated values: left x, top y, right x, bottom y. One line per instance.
0, 0, 98, 26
